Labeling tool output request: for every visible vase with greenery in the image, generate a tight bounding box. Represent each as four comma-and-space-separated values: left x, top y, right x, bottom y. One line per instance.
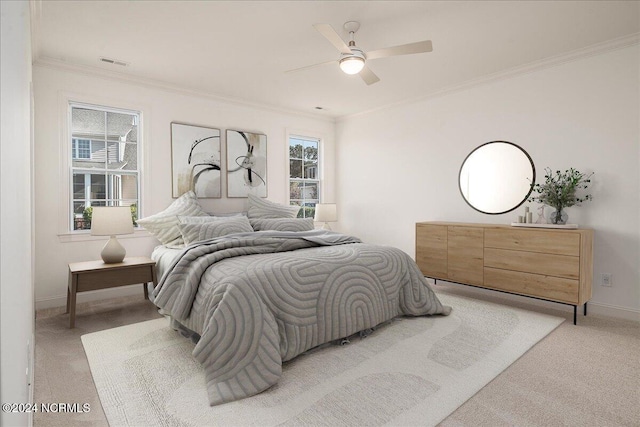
528, 167, 593, 224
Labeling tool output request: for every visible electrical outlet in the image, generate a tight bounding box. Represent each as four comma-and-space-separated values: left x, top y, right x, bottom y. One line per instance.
601, 273, 613, 287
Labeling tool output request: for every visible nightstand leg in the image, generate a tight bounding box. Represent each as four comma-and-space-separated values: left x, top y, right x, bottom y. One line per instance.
573, 305, 577, 325
69, 274, 78, 328
150, 265, 158, 299
143, 282, 149, 300
584, 302, 587, 316
65, 273, 71, 314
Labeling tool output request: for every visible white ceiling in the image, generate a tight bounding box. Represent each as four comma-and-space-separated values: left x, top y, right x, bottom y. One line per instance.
32, 1, 639, 118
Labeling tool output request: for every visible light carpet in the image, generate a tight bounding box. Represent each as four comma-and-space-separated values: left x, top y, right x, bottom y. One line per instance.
81, 293, 563, 427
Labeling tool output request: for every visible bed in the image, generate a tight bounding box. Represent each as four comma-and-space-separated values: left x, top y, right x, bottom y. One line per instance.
140, 192, 451, 406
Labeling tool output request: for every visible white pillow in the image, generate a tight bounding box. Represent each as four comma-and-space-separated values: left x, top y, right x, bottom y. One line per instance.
247, 194, 300, 219
250, 218, 314, 232
178, 217, 253, 245
137, 191, 207, 246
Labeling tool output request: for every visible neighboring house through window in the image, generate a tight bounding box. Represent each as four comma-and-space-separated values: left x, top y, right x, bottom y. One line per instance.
289, 135, 320, 218
70, 103, 141, 231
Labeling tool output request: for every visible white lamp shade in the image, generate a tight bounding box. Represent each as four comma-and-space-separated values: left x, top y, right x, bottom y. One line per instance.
314, 203, 337, 223
339, 57, 365, 75
91, 206, 134, 236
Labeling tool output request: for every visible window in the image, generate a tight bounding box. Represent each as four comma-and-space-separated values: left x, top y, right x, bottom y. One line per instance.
69, 103, 140, 231
289, 135, 320, 218
72, 139, 91, 159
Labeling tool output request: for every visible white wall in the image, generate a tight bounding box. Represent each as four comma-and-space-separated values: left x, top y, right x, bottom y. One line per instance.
1, 1, 35, 425
33, 65, 335, 308
336, 45, 640, 317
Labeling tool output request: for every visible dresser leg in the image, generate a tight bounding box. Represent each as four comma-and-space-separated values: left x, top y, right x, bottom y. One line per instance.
573, 306, 577, 325
584, 302, 588, 316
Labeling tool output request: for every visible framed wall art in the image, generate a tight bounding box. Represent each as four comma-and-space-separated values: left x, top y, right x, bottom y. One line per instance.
171, 122, 221, 198
226, 129, 267, 197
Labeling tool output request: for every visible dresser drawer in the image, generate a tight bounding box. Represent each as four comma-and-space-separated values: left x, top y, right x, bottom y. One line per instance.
485, 228, 580, 256
485, 248, 579, 280
484, 267, 579, 304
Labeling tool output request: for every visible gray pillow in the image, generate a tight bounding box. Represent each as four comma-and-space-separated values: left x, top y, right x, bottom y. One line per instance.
247, 194, 299, 219
178, 215, 226, 224
206, 211, 248, 218
178, 217, 253, 245
250, 218, 314, 232
137, 191, 207, 246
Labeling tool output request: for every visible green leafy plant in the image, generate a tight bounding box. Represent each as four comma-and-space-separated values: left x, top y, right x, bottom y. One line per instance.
528, 167, 593, 223
297, 206, 316, 219
82, 206, 93, 224
130, 203, 138, 227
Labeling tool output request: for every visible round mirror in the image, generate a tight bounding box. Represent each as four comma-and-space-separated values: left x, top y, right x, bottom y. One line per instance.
459, 141, 535, 215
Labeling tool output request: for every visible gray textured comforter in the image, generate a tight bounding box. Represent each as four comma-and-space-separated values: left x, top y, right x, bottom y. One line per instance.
151, 230, 450, 405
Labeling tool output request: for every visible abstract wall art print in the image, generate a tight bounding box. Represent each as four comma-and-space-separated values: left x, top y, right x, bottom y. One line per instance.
226, 129, 267, 198
171, 123, 221, 198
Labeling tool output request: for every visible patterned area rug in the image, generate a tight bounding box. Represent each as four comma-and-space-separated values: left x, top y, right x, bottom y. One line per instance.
81, 293, 563, 426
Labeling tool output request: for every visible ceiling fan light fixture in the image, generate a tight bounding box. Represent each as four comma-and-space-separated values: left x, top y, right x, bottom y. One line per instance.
288, 21, 432, 85
339, 56, 365, 75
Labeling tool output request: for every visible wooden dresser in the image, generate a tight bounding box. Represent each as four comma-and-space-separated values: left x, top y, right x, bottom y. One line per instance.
416, 221, 594, 324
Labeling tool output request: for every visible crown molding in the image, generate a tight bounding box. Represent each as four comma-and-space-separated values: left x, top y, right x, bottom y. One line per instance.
33, 57, 336, 124
340, 32, 640, 121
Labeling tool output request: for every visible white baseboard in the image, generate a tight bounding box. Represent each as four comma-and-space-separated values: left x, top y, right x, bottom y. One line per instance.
35, 284, 150, 311
431, 280, 639, 322
586, 301, 640, 322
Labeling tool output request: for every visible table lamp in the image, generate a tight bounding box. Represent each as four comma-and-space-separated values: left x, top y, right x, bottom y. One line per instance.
91, 206, 134, 263
314, 203, 337, 230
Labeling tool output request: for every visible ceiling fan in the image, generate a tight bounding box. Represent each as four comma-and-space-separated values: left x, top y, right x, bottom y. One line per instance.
286, 21, 433, 85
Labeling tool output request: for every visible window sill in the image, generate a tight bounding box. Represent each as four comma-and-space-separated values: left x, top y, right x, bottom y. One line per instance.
57, 228, 152, 243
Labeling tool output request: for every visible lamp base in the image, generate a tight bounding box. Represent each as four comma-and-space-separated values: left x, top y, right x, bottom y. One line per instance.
101, 236, 126, 263
321, 222, 332, 231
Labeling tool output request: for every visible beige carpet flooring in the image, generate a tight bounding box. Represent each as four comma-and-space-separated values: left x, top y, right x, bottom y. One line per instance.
34, 284, 639, 426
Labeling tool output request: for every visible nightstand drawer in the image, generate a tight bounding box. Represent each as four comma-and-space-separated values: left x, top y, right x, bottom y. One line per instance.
76, 266, 154, 292
485, 228, 580, 256
484, 248, 579, 280
484, 267, 579, 304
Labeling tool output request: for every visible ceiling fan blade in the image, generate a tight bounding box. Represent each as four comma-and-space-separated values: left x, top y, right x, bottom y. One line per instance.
285, 59, 335, 74
313, 23, 352, 54
366, 40, 433, 60
359, 65, 380, 85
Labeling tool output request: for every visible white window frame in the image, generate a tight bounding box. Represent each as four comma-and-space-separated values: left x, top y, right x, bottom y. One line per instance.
287, 132, 323, 218
61, 99, 145, 237
72, 138, 91, 159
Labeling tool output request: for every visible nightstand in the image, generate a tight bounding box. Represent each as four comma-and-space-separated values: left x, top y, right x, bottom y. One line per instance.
66, 256, 157, 328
